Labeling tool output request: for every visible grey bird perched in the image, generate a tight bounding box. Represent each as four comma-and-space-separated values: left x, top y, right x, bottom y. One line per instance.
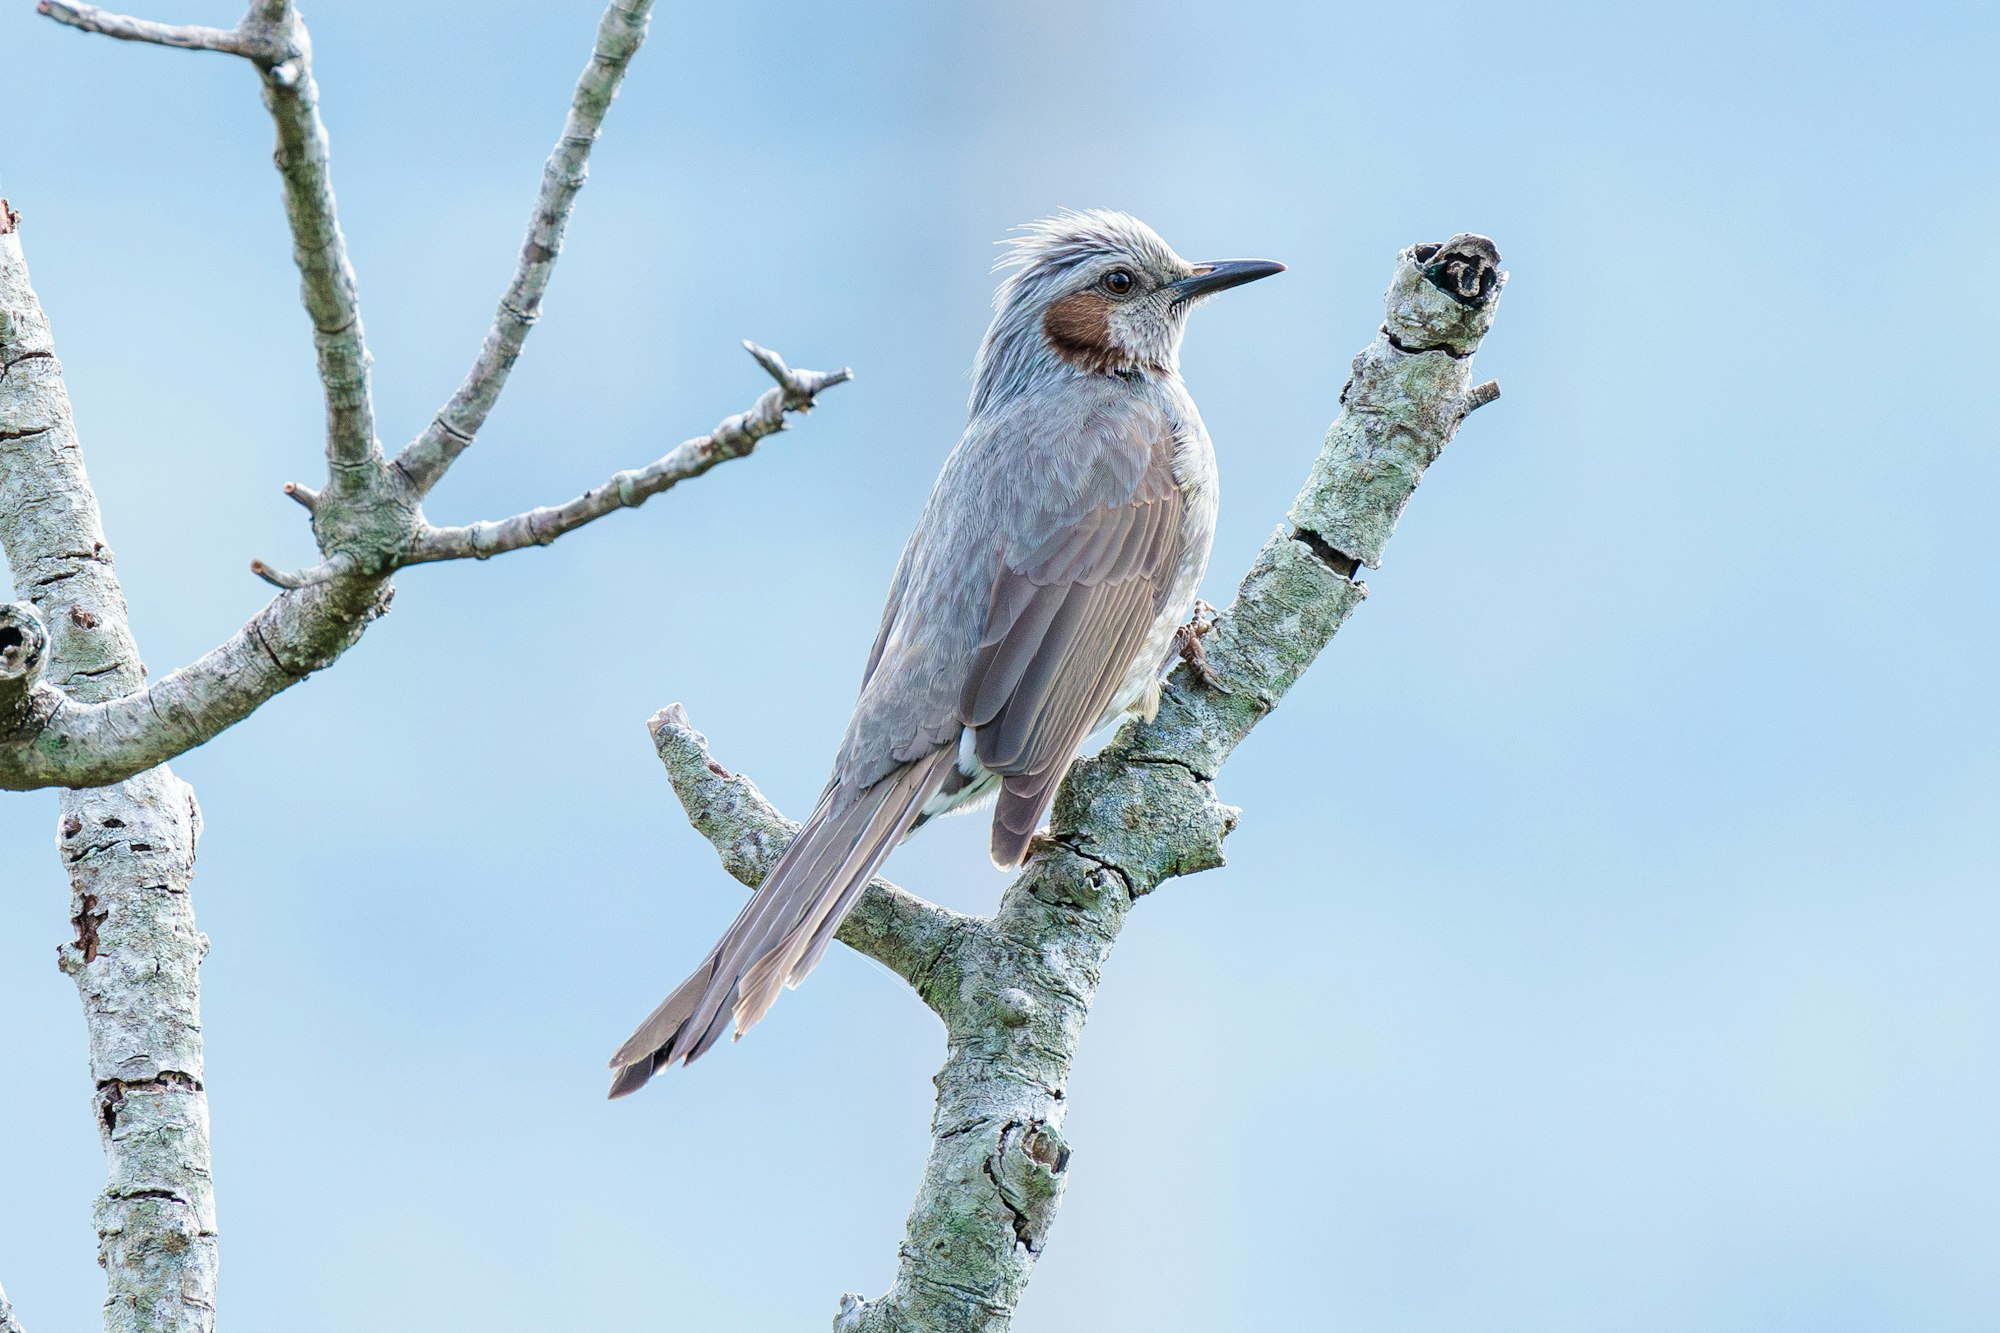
609, 211, 1281, 1097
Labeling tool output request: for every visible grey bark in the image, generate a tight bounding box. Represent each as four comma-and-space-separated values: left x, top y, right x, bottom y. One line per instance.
7, 0, 842, 1327
652, 237, 1506, 1332
0, 204, 217, 1333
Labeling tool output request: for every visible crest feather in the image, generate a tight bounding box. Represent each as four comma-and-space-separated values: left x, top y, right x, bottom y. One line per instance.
991, 209, 1184, 304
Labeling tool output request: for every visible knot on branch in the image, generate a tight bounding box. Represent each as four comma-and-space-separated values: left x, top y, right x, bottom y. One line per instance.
1383, 234, 1506, 359
988, 1121, 1070, 1255
256, 457, 422, 588
1414, 234, 1502, 307
994, 987, 1037, 1028
0, 603, 49, 686
0, 602, 52, 733
1042, 747, 1238, 899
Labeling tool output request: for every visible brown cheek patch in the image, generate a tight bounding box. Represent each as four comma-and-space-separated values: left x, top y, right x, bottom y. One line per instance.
1041, 292, 1121, 373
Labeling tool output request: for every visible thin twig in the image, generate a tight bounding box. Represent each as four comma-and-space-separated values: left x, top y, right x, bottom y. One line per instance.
249, 7, 376, 470
407, 343, 850, 564
40, 3, 373, 466
35, 0, 265, 56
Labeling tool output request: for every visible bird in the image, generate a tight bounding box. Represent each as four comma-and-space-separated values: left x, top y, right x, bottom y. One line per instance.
608, 210, 1282, 1097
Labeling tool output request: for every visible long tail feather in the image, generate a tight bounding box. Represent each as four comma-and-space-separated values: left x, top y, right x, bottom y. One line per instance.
606, 748, 952, 1098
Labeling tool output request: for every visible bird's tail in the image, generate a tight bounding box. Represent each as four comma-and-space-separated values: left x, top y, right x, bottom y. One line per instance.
607, 748, 954, 1098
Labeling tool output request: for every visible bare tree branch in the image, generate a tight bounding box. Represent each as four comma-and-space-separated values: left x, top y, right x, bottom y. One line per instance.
245, 4, 376, 472
649, 704, 983, 1010
0, 343, 842, 791
37, 1, 377, 469
654, 237, 1508, 1333
396, 0, 655, 495
0, 578, 388, 792
35, 0, 264, 55
1, 0, 843, 797
0, 209, 217, 1333
408, 345, 851, 564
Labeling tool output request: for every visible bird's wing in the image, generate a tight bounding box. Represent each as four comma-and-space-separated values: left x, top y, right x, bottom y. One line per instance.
606, 393, 1189, 1095
961, 410, 1187, 866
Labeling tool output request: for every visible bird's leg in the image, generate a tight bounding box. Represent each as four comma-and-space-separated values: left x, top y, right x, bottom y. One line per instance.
1173, 598, 1222, 691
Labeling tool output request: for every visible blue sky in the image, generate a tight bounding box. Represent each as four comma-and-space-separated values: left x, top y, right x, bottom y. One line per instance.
3, 1, 1998, 1329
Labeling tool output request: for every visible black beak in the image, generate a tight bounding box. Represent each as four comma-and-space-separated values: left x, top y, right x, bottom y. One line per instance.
1167, 258, 1286, 305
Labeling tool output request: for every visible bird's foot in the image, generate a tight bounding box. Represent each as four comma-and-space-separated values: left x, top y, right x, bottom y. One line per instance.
1174, 599, 1224, 691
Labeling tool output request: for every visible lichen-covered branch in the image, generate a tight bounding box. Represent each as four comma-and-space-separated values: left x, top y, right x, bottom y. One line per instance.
396, 0, 654, 494
655, 238, 1505, 1332
0, 577, 389, 791
0, 1279, 26, 1333
0, 209, 217, 1333
43, 0, 391, 468
844, 236, 1502, 1333
649, 705, 983, 1009
407, 346, 851, 564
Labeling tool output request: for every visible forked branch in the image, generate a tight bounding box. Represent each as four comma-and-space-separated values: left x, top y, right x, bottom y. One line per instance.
0, 338, 844, 791
3, 0, 848, 795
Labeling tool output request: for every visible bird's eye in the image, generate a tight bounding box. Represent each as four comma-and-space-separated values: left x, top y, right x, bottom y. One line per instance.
1101, 268, 1136, 295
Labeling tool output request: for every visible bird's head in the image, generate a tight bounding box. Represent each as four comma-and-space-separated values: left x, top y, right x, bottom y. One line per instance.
973, 209, 1283, 411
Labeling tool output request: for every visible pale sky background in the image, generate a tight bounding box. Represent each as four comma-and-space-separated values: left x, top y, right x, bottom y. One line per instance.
3, 1, 1998, 1329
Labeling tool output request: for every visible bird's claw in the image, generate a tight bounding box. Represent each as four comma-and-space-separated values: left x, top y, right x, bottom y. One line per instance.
1173, 599, 1224, 691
